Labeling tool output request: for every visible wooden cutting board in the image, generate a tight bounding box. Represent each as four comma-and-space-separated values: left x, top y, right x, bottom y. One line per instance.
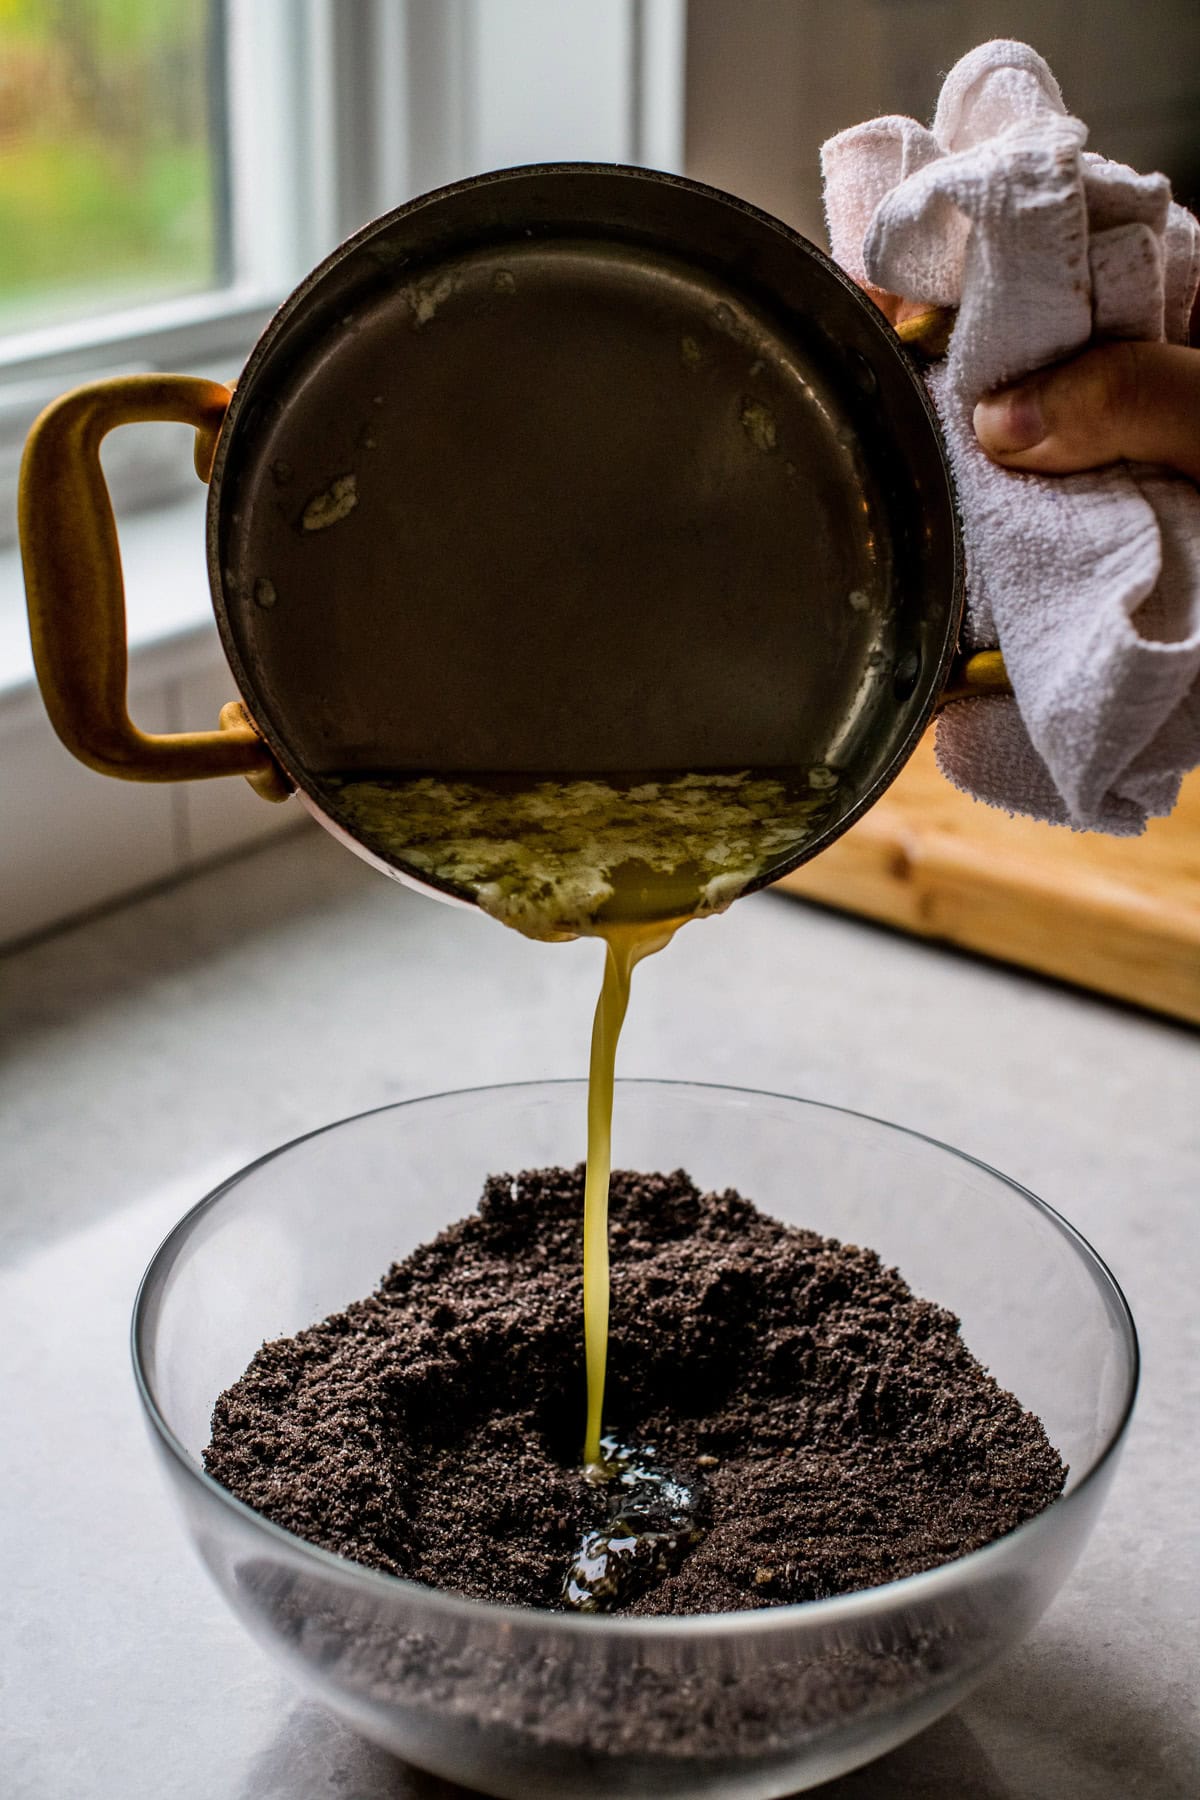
775, 736, 1200, 1025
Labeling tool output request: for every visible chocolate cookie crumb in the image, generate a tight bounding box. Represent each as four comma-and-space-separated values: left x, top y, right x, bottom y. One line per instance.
205, 1167, 1065, 1613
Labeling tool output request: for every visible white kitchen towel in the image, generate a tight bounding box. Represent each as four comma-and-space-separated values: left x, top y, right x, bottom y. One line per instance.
822, 40, 1200, 833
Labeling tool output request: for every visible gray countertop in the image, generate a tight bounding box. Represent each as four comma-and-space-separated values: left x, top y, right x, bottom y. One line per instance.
2, 823, 1197, 1799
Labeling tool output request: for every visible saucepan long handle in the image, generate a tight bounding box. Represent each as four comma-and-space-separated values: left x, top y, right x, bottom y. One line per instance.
20, 373, 289, 799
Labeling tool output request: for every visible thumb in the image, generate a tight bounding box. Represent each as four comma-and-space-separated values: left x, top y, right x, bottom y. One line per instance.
973, 341, 1200, 484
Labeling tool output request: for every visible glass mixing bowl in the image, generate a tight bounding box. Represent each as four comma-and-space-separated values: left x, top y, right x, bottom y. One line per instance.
132, 1082, 1137, 1799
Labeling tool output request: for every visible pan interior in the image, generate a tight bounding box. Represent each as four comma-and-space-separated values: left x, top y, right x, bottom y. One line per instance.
215, 171, 958, 914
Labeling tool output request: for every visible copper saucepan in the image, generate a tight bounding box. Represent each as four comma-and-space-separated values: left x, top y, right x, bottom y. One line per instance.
20, 165, 1004, 909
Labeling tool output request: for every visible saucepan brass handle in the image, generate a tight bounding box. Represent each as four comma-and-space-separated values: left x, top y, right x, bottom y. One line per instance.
894, 308, 1012, 710
940, 648, 1010, 709
19, 373, 290, 800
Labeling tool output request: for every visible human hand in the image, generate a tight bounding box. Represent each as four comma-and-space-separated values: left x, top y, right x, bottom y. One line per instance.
972, 341, 1200, 484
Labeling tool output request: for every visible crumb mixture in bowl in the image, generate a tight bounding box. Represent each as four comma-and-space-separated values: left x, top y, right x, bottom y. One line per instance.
205, 1166, 1065, 1615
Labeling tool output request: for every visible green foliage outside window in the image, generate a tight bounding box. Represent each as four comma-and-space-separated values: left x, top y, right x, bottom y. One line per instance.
0, 0, 223, 333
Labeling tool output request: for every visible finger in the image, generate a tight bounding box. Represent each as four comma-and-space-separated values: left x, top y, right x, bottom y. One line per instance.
851, 279, 902, 324
848, 274, 927, 330
972, 341, 1200, 484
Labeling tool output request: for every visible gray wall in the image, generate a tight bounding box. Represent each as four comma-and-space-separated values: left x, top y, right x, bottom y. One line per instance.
686, 1, 1200, 246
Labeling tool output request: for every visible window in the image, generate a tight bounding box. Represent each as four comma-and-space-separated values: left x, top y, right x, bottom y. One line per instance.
0, 1, 347, 541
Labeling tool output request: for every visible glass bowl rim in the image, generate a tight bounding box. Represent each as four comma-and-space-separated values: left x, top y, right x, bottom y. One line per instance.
132, 1077, 1139, 1640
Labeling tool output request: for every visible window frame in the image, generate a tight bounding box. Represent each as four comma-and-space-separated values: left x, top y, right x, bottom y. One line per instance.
0, 0, 685, 547
0, 0, 410, 543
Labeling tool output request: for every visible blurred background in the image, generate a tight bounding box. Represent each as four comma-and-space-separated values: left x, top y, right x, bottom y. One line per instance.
687, 1, 1200, 245
3, 2, 1198, 342
2, 0, 1199, 945
0, 0, 224, 337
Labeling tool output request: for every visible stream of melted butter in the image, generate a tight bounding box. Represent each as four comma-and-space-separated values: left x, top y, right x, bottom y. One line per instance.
582, 917, 683, 1466
327, 769, 837, 1464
